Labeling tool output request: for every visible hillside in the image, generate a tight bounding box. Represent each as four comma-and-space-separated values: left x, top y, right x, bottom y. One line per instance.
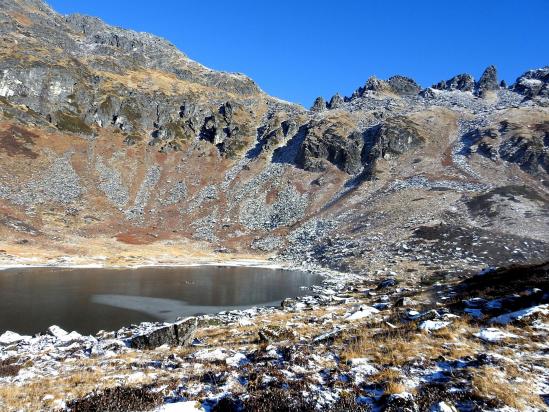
0, 0, 548, 276
0, 0, 548, 410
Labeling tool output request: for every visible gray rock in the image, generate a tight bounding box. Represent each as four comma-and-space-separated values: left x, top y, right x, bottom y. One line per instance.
297, 126, 365, 174
387, 75, 421, 95
362, 116, 424, 177
513, 66, 549, 98
395, 297, 416, 307
328, 93, 344, 109
310, 96, 327, 112
128, 317, 197, 349
477, 65, 499, 97
377, 278, 398, 289
434, 73, 474, 92
382, 393, 418, 412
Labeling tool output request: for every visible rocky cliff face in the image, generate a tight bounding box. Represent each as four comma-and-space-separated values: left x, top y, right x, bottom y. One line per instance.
0, 0, 548, 274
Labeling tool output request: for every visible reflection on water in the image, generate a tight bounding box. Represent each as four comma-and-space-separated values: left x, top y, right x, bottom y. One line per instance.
0, 266, 321, 335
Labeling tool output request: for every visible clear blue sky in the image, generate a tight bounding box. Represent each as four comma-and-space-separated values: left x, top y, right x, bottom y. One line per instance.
47, 0, 548, 107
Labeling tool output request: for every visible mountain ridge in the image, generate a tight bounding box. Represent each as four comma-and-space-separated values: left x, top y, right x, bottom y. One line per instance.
0, 0, 547, 276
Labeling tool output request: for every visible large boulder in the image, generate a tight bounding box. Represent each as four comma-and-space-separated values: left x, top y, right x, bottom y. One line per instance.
128, 317, 197, 350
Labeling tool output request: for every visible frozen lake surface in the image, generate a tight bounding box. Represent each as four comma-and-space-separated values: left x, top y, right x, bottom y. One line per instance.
0, 266, 322, 334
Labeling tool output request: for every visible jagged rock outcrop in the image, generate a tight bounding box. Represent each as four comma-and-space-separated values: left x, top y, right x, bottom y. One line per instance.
297, 115, 364, 174
476, 65, 499, 97
362, 117, 424, 177
327, 93, 344, 109
433, 73, 475, 92
297, 115, 425, 176
386, 76, 421, 95
470, 120, 549, 175
310, 97, 327, 112
513, 67, 549, 98
355, 75, 420, 97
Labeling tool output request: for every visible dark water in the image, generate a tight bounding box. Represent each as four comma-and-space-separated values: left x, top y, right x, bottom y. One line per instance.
0, 266, 321, 335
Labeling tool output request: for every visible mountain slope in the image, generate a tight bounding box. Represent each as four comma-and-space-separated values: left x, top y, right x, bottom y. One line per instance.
0, 0, 548, 275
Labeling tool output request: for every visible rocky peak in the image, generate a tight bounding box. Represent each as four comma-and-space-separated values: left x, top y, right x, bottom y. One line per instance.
327, 93, 344, 109
476, 65, 499, 97
513, 66, 549, 98
433, 73, 475, 92
310, 96, 327, 112
386, 76, 421, 95
353, 75, 420, 98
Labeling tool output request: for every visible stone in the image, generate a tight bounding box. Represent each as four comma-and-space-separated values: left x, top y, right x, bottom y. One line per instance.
47, 325, 69, 338
418, 320, 451, 331
430, 401, 459, 412
0, 331, 30, 345
382, 393, 418, 412
395, 297, 416, 307
377, 278, 398, 289
128, 318, 197, 350
344, 305, 380, 320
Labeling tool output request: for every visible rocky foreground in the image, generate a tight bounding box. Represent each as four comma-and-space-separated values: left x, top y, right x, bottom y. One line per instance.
0, 262, 548, 411
0, 0, 548, 410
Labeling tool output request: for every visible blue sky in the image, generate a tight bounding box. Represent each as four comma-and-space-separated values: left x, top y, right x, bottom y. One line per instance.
47, 0, 549, 107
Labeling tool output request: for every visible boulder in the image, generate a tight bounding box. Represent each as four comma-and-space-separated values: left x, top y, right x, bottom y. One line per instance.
0, 331, 30, 345
395, 297, 416, 307
128, 317, 197, 350
430, 401, 459, 412
377, 278, 398, 289
382, 393, 418, 412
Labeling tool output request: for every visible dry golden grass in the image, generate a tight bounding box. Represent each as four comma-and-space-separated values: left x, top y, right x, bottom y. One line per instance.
95, 68, 261, 100
341, 317, 481, 367
0, 369, 112, 411
472, 366, 545, 410
385, 381, 406, 395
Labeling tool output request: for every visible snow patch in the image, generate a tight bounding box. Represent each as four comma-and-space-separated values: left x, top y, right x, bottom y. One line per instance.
474, 328, 519, 343
490, 304, 549, 325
